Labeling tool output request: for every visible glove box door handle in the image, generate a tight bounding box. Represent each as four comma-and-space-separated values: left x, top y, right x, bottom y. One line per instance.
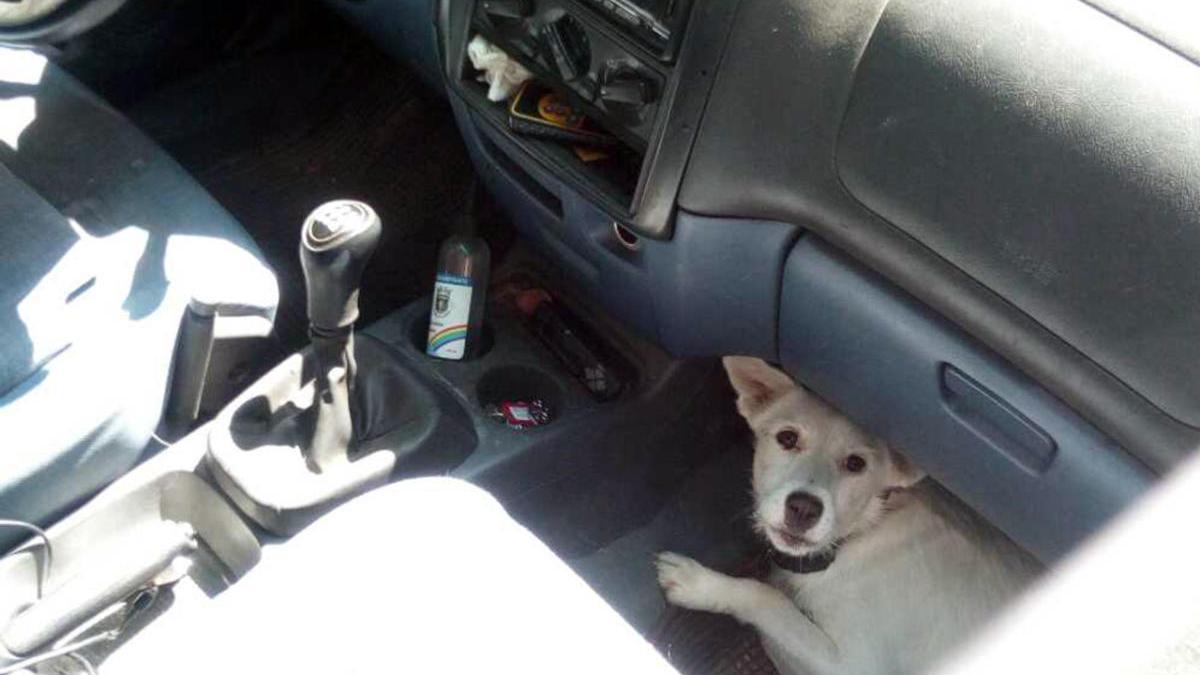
940, 364, 1057, 475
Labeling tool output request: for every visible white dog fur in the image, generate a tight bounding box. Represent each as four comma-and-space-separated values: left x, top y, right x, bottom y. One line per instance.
657, 357, 1039, 675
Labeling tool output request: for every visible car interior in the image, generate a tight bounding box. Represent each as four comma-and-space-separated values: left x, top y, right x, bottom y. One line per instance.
0, 0, 1196, 672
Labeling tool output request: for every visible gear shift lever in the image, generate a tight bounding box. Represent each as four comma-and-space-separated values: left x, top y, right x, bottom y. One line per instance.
299, 200, 381, 472
207, 198, 473, 534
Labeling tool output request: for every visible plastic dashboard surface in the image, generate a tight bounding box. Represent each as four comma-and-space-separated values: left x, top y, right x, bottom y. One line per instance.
679, 0, 1200, 472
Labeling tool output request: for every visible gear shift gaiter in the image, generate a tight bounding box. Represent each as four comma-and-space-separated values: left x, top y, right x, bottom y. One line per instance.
207, 199, 475, 535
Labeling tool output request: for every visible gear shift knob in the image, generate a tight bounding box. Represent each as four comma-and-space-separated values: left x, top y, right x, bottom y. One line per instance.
300, 200, 382, 335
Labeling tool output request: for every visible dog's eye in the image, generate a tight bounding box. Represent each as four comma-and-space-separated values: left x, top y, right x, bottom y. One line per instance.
775, 429, 800, 450
843, 454, 867, 473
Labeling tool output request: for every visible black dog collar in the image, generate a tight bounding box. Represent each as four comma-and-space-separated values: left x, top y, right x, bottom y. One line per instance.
771, 547, 836, 574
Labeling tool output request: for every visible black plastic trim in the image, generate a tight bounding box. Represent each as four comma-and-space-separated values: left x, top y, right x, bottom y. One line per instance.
627, 0, 741, 239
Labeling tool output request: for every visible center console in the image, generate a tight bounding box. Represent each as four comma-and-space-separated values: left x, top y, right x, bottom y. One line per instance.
0, 195, 744, 670
440, 0, 797, 364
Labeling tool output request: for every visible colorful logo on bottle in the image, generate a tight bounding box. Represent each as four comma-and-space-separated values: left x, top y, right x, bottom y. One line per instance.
427, 324, 468, 352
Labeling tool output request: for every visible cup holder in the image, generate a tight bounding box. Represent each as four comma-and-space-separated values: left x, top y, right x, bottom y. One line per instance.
476, 365, 563, 428
408, 307, 494, 359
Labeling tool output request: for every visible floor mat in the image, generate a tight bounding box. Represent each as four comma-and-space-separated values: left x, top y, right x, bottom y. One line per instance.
128, 21, 475, 350
567, 437, 759, 632
651, 606, 779, 675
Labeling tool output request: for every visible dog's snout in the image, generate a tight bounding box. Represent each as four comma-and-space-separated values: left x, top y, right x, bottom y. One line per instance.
784, 492, 824, 532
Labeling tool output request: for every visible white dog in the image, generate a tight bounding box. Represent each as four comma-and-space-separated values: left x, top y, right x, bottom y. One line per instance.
657, 357, 1039, 675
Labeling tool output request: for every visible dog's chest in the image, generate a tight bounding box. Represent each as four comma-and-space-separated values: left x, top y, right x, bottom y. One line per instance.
766, 503, 1009, 673
772, 556, 915, 639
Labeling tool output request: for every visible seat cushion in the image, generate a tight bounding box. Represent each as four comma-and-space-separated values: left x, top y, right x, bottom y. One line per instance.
107, 478, 678, 674
0, 46, 277, 544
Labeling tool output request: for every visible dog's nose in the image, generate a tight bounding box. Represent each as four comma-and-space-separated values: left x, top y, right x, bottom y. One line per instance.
784, 492, 824, 532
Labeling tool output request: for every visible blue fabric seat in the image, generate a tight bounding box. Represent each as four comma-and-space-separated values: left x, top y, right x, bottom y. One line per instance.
0, 47, 278, 546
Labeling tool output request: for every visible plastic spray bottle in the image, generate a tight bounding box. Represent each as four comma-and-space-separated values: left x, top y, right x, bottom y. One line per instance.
426, 236, 490, 360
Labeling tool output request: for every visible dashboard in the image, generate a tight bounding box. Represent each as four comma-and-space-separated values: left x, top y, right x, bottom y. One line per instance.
323, 0, 1200, 562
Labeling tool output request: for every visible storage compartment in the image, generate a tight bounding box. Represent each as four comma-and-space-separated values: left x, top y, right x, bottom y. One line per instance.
363, 286, 745, 558
448, 0, 687, 217
372, 292, 598, 429
444, 0, 739, 241
477, 365, 563, 427
777, 236, 1153, 562
470, 1, 666, 146
457, 50, 646, 213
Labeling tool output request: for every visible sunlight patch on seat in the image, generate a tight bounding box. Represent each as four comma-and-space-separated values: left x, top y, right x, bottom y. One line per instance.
17, 224, 149, 364
0, 48, 46, 84
0, 96, 35, 151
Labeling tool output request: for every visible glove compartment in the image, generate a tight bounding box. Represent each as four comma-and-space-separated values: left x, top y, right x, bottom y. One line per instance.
778, 236, 1152, 561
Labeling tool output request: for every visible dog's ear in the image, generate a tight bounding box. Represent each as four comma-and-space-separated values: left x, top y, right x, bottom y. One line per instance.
723, 356, 797, 419
886, 448, 927, 489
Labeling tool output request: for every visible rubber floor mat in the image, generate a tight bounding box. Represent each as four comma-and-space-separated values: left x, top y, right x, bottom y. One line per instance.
651, 605, 780, 675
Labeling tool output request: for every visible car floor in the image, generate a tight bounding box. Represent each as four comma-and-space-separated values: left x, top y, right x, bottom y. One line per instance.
64, 0, 477, 351
568, 441, 758, 632
567, 442, 778, 674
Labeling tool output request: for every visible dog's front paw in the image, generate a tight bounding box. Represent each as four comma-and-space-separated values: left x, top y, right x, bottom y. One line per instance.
656, 552, 737, 614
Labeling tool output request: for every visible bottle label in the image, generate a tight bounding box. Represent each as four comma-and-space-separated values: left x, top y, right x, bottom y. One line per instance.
427, 273, 473, 360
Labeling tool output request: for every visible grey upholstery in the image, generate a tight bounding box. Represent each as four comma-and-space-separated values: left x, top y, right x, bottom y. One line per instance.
107, 478, 678, 674
0, 46, 277, 546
